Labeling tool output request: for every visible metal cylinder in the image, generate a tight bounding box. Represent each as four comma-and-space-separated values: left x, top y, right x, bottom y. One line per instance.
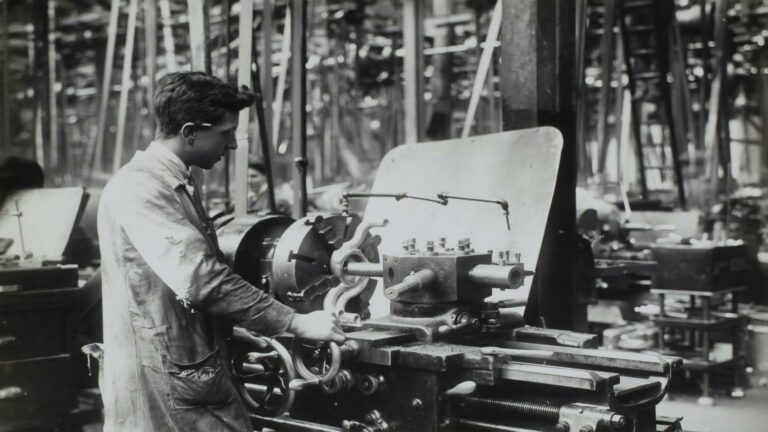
468, 264, 524, 289
384, 269, 436, 300
344, 261, 384, 277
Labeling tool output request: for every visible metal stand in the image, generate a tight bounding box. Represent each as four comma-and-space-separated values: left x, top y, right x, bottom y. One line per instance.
653, 286, 747, 405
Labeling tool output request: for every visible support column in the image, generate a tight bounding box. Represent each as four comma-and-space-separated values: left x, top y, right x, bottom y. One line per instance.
501, 0, 580, 331
403, 0, 425, 144
290, 0, 308, 218
760, 49, 768, 183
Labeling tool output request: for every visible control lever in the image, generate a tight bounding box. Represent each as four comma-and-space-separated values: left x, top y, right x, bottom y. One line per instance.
443, 381, 477, 397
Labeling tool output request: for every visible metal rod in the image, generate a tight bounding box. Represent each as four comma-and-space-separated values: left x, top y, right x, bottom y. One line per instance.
234, 0, 254, 218
461, 1, 502, 138
402, 0, 424, 143
47, 0, 58, 174
596, 0, 617, 175
144, 0, 157, 124
290, 0, 308, 218
261, 0, 274, 147
384, 269, 436, 301
456, 419, 537, 432
1, 0, 8, 155
272, 8, 291, 148
250, 414, 343, 432
343, 262, 383, 277
617, 4, 649, 199
159, 0, 177, 72
113, 0, 138, 174
251, 57, 278, 213
187, 0, 211, 73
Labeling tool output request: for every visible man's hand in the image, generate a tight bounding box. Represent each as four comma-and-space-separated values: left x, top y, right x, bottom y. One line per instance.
288, 310, 345, 343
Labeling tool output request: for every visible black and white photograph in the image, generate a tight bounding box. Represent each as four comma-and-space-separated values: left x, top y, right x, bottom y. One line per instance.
1, 1, 767, 431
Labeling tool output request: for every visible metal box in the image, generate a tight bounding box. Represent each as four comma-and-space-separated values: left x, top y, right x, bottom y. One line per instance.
650, 244, 748, 291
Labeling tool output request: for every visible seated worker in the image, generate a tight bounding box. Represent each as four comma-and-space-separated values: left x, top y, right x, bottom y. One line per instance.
97, 72, 344, 431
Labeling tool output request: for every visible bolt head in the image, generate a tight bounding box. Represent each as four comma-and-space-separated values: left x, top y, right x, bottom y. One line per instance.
411, 398, 423, 409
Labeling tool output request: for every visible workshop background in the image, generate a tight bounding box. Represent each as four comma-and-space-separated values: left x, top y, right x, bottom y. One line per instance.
1, 0, 768, 431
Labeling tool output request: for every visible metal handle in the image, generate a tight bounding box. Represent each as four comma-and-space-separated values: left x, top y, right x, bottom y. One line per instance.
0, 335, 18, 349
0, 386, 25, 401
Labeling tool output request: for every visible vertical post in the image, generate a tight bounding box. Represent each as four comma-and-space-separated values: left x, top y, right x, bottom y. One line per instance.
501, 0, 579, 331
273, 10, 291, 148
47, 0, 58, 174
159, 0, 177, 72
113, 0, 138, 173
0, 0, 8, 155
234, 0, 254, 218
760, 49, 768, 184
426, 0, 453, 140
617, 7, 649, 199
261, 0, 274, 147
596, 0, 616, 176
652, 0, 686, 208
90, 0, 120, 178
144, 0, 157, 117
290, 0, 307, 218
187, 0, 211, 74
575, 0, 590, 183
402, 0, 424, 143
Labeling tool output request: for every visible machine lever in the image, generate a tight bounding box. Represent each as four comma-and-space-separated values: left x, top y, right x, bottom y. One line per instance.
443, 381, 476, 397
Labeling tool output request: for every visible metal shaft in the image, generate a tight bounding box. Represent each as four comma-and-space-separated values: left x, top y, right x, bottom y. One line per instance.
384, 269, 436, 300
344, 262, 384, 277
468, 264, 523, 289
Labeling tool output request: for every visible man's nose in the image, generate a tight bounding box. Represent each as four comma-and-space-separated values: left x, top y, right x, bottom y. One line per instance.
227, 138, 238, 150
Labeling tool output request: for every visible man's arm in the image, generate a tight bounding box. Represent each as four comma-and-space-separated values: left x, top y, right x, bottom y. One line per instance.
111, 178, 294, 336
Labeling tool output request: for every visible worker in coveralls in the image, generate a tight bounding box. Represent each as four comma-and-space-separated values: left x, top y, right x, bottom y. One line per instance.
97, 71, 345, 431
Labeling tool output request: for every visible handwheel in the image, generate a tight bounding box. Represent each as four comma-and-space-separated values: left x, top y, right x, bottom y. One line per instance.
232, 337, 297, 416
291, 339, 342, 387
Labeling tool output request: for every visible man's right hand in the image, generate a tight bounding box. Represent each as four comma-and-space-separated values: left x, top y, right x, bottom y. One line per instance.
288, 310, 345, 343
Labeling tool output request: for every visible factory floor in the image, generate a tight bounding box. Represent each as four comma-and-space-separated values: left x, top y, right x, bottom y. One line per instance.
657, 374, 768, 432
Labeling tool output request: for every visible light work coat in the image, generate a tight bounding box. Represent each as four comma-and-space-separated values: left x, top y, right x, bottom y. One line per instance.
97, 143, 295, 431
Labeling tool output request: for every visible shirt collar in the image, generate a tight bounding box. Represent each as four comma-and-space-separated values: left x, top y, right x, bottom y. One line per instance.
143, 142, 191, 184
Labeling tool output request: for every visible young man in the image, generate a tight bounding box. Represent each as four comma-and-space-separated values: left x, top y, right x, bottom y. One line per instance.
97, 72, 344, 431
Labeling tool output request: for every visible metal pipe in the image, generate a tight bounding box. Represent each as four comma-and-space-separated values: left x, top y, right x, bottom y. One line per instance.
468, 264, 523, 289
250, 414, 343, 432
456, 419, 538, 432
384, 269, 436, 300
344, 262, 383, 277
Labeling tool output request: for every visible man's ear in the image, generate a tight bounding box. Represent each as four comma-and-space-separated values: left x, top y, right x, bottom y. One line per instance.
180, 122, 197, 144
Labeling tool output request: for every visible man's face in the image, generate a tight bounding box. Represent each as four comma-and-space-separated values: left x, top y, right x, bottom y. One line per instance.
192, 111, 238, 169
248, 168, 266, 192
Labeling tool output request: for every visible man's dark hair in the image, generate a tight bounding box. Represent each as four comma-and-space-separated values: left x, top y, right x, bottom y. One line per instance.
248, 156, 266, 175
153, 72, 255, 137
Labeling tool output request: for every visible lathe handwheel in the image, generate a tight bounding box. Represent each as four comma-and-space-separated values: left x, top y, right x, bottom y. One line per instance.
232, 337, 296, 416
292, 340, 342, 384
